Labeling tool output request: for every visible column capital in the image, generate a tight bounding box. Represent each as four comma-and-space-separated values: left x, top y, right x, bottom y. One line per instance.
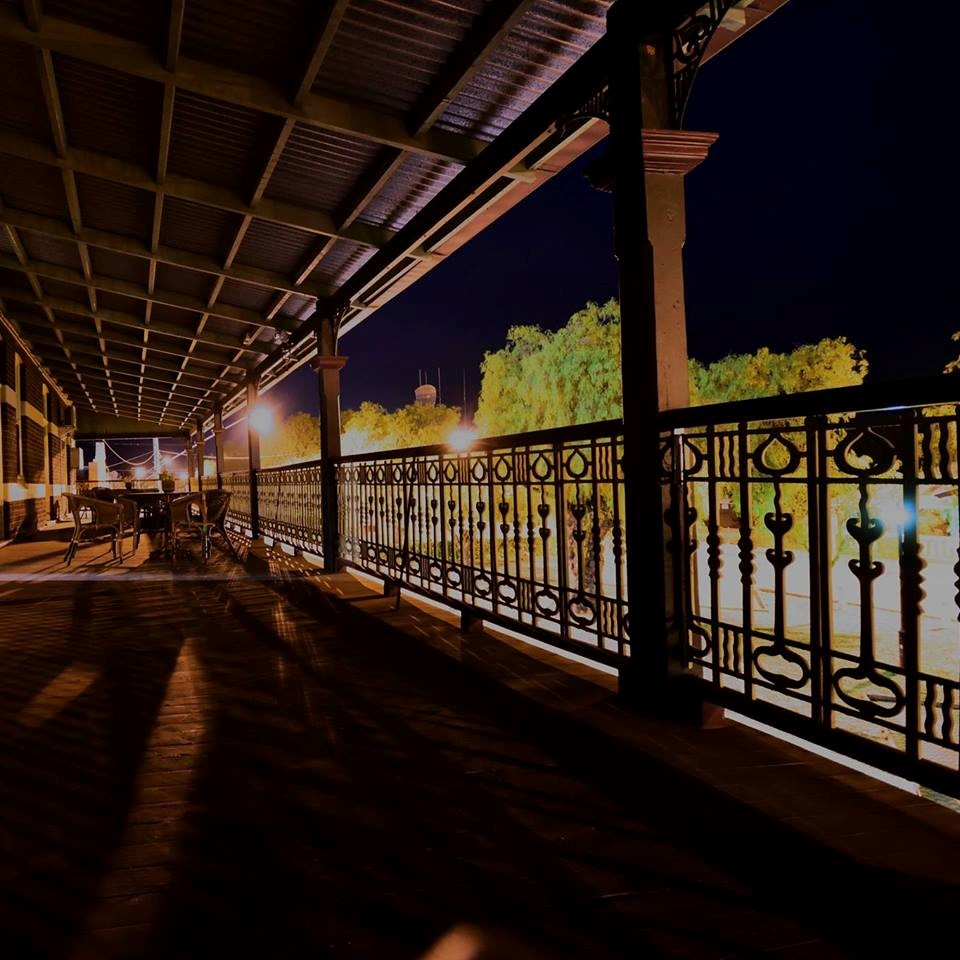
585, 129, 718, 191
311, 354, 348, 372
642, 129, 718, 175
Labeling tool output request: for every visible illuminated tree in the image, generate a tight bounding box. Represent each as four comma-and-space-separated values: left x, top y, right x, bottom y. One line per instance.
340, 401, 462, 455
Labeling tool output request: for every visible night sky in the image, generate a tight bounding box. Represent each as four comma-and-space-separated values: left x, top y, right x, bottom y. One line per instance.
272, 0, 957, 422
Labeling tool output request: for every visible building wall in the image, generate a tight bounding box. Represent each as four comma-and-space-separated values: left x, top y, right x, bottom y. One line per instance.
0, 330, 74, 540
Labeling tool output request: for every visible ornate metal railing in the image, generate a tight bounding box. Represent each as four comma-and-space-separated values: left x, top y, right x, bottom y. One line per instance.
662, 378, 960, 794
338, 421, 628, 665
256, 462, 324, 556
221, 470, 252, 531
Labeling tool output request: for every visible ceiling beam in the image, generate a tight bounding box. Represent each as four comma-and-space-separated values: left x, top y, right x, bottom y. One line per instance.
35, 348, 232, 399
0, 287, 268, 355
0, 251, 289, 331
10, 308, 255, 372
293, 0, 350, 105
0, 204, 328, 301
409, 0, 537, 135
0, 129, 399, 249
26, 336, 243, 392
0, 6, 491, 166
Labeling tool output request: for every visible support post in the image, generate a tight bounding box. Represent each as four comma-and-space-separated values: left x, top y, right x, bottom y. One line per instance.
312, 312, 347, 572
606, 2, 716, 705
213, 405, 225, 489
246, 378, 261, 539
185, 435, 194, 493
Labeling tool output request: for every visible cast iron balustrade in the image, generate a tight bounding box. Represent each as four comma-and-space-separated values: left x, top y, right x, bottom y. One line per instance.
337, 421, 628, 664
256, 463, 324, 556
220, 376, 960, 796
662, 376, 960, 795
225, 422, 629, 666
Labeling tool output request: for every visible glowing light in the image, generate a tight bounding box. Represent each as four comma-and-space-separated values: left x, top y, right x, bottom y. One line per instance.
249, 404, 275, 436
133, 466, 146, 480
448, 426, 477, 452
176, 470, 188, 481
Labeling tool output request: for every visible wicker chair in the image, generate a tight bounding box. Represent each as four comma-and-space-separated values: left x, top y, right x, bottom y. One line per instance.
115, 496, 141, 554
169, 490, 237, 561
63, 493, 124, 565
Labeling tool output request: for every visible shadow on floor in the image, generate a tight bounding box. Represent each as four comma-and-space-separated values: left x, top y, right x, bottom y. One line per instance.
0, 543, 957, 959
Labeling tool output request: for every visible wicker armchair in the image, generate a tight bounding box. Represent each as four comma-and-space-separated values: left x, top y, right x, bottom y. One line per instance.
169, 490, 237, 561
63, 493, 124, 565
115, 496, 141, 553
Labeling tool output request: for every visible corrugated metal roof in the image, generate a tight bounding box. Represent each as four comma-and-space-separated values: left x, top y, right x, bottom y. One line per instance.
0, 266, 33, 292
148, 302, 202, 331
217, 278, 276, 312
97, 290, 143, 315
0, 37, 52, 145
21, 231, 83, 270
358, 154, 462, 231
0, 156, 68, 219
159, 197, 242, 259
181, 0, 318, 88
309, 239, 377, 288
169, 90, 278, 194
313, 0, 484, 115
36, 278, 89, 304
264, 124, 381, 212
156, 262, 218, 300
55, 54, 161, 169
90, 247, 150, 286
436, 0, 608, 139
75, 175, 154, 242
234, 219, 315, 275
44, 0, 164, 47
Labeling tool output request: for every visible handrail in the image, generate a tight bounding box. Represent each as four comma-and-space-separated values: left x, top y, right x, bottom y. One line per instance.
659, 373, 960, 429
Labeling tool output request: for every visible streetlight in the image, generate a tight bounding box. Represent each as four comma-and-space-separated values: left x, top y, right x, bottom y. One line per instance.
249, 404, 275, 436
448, 425, 477, 452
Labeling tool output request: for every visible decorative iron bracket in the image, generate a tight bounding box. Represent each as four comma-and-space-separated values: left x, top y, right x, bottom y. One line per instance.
669, 1, 736, 126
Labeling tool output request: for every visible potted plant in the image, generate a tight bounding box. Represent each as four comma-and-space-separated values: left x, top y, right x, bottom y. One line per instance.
159, 469, 176, 493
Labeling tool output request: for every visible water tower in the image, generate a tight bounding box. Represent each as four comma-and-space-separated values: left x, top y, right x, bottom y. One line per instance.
414, 383, 437, 407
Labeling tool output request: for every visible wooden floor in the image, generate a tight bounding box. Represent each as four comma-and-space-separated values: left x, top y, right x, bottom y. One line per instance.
1, 525, 959, 959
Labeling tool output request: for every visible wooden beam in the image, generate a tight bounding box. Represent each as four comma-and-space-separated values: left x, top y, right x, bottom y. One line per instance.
293, 0, 350, 105
410, 0, 537, 135
22, 0, 41, 32
0, 287, 268, 354
0, 128, 399, 249
10, 308, 256, 372
0, 6, 489, 165
0, 203, 328, 302
166, 0, 185, 73
36, 349, 232, 398
0, 251, 286, 331
25, 336, 243, 391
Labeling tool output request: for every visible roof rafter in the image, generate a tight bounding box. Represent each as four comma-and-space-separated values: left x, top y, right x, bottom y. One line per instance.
0, 251, 294, 331
0, 6, 495, 167
0, 204, 329, 300
0, 129, 399, 250
0, 288, 269, 355
409, 0, 537, 135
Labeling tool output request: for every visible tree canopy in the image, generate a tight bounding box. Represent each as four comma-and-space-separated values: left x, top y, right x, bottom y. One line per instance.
341, 401, 461, 455
474, 299, 867, 436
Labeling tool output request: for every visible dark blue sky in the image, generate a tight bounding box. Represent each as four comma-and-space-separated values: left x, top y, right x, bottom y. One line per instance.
269, 0, 959, 425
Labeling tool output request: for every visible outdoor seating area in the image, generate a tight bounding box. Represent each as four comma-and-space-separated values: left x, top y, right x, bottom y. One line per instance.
61, 488, 234, 566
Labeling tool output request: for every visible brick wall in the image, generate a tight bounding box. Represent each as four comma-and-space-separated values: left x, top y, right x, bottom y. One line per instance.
0, 332, 73, 539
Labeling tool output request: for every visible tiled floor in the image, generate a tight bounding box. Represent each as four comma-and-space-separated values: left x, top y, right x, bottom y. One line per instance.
0, 526, 958, 958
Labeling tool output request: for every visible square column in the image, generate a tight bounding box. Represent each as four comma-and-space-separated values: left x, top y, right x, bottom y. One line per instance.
246, 379, 261, 539
312, 349, 347, 572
